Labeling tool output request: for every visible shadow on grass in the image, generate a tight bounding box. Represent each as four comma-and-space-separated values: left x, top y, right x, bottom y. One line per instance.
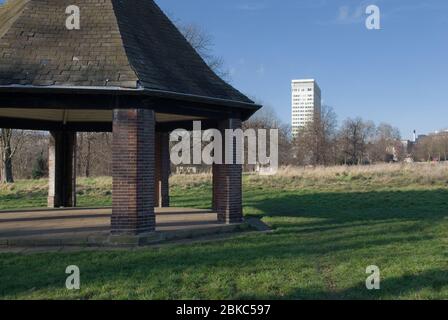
238, 269, 448, 300
245, 189, 448, 223
1, 230, 444, 299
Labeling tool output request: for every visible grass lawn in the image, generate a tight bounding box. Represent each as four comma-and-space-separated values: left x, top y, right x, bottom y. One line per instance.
0, 164, 447, 299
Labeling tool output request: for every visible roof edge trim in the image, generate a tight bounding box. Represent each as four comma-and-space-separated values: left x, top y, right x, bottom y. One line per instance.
142, 88, 261, 110
0, 84, 262, 110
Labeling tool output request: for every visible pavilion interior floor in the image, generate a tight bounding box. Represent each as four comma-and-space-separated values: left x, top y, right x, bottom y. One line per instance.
0, 207, 244, 247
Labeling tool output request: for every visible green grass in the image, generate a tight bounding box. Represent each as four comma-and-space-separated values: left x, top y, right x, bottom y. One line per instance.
0, 166, 447, 299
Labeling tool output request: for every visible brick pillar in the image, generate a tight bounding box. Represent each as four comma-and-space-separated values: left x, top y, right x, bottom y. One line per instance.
155, 132, 170, 207
111, 109, 155, 235
212, 164, 218, 211
212, 119, 243, 224
48, 131, 77, 208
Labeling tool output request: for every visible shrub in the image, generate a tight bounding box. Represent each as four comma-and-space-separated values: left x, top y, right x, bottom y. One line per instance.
32, 151, 47, 179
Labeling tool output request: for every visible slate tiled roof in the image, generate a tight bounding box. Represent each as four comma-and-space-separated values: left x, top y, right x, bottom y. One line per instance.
0, 0, 253, 104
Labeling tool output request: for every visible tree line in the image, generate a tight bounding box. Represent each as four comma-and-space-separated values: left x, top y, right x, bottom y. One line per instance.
244, 104, 405, 168
0, 107, 429, 183
413, 132, 448, 162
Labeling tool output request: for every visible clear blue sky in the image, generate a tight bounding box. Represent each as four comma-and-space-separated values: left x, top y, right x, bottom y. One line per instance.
159, 0, 448, 139
1, 0, 446, 139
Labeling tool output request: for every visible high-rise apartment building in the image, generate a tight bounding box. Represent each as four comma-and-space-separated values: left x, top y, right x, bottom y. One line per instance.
291, 79, 322, 137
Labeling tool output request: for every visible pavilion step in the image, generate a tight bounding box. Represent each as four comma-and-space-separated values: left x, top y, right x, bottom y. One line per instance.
108, 223, 249, 247
0, 223, 250, 248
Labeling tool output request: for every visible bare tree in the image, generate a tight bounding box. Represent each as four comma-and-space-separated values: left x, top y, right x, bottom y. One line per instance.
243, 104, 292, 168
77, 133, 94, 177
177, 23, 229, 80
414, 132, 448, 162
369, 123, 401, 162
13, 131, 48, 179
293, 105, 338, 166
0, 129, 25, 183
77, 132, 112, 177
337, 118, 375, 165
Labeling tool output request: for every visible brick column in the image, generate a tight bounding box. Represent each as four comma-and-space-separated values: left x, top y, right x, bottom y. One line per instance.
155, 132, 170, 207
48, 131, 77, 208
111, 109, 155, 235
212, 119, 243, 224
212, 164, 218, 211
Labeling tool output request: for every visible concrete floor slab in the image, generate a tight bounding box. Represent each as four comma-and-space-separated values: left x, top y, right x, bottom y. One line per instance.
0, 207, 245, 248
